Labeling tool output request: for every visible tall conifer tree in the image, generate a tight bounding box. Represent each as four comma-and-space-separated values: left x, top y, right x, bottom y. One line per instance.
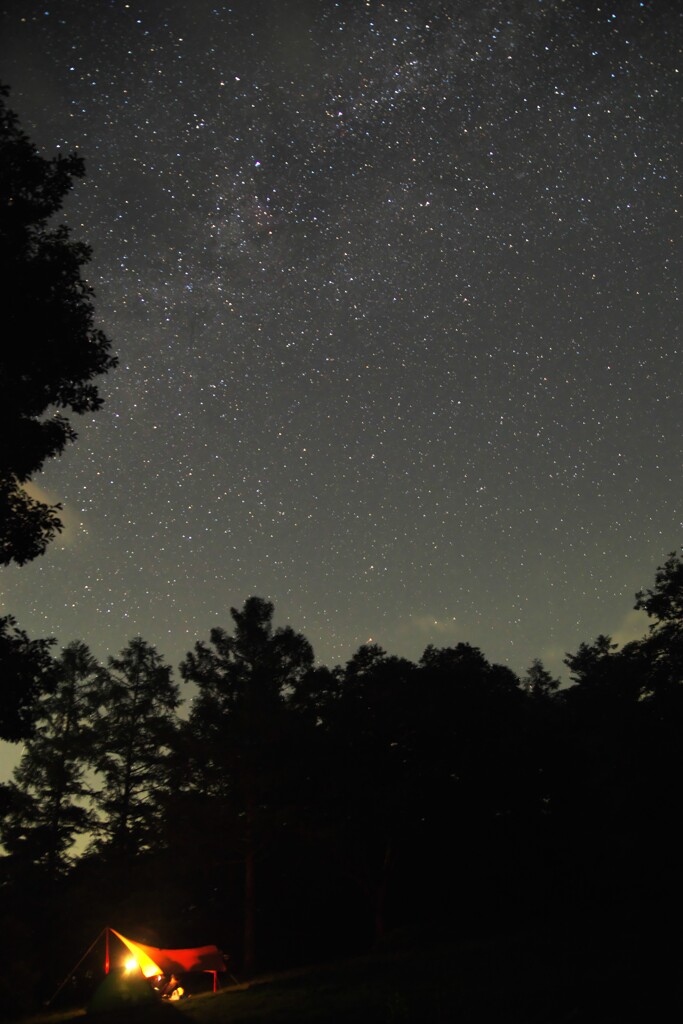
181, 597, 314, 973
0, 641, 99, 876
89, 638, 179, 860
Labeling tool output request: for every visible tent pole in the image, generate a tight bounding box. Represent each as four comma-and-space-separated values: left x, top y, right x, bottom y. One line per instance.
105, 927, 110, 974
45, 927, 107, 1007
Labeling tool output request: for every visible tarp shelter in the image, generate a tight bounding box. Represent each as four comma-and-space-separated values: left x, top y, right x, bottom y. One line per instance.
109, 928, 227, 985
48, 927, 228, 1007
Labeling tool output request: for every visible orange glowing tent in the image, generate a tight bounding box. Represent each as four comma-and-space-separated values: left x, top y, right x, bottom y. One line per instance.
108, 928, 227, 981
48, 926, 228, 1006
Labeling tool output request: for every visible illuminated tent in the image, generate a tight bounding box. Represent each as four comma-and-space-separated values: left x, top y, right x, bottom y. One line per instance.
109, 928, 227, 980
48, 927, 228, 1007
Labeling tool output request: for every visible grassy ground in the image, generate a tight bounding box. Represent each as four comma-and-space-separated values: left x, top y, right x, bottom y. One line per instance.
18, 932, 586, 1024
16, 925, 669, 1024
174, 944, 567, 1022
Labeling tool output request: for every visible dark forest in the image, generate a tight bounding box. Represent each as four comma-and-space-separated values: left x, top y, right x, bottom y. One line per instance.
2, 553, 683, 1018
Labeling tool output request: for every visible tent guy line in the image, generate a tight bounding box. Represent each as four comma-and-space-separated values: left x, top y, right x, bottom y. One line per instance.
47, 926, 228, 1005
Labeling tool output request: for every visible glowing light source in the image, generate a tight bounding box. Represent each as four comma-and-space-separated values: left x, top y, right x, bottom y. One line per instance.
112, 930, 164, 978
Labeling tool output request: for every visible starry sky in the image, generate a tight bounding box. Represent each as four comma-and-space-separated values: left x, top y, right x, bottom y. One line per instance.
0, 0, 680, 775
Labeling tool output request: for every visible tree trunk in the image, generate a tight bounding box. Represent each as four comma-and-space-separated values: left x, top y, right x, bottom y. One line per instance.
373, 837, 393, 945
243, 787, 257, 975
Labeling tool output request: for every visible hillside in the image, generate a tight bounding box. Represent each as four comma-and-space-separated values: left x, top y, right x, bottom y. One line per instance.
18, 926, 670, 1024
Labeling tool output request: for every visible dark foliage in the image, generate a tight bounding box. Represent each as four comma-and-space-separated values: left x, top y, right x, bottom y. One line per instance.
635, 549, 683, 625
2, 552, 683, 1017
0, 614, 56, 741
0, 642, 100, 875
180, 597, 315, 975
88, 638, 180, 862
0, 84, 116, 565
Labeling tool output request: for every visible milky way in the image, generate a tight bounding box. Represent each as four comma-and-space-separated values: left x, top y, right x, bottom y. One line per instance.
0, 1, 680, 774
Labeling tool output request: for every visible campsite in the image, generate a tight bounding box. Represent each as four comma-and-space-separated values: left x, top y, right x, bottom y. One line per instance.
9, 927, 670, 1024
46, 930, 228, 1010
2, 566, 683, 1021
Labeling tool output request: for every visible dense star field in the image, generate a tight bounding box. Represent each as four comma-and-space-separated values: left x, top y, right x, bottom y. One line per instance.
0, 0, 680, 749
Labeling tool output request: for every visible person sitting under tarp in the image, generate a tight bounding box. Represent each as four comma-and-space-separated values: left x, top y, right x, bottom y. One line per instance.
161, 974, 185, 1000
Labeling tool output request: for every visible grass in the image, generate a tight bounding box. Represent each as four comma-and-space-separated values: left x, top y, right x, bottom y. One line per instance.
17, 926, 659, 1024
18, 921, 675, 1024
170, 936, 577, 1024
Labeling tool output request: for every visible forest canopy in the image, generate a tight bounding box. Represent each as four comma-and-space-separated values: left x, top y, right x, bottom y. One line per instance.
0, 85, 116, 566
1, 551, 682, 1018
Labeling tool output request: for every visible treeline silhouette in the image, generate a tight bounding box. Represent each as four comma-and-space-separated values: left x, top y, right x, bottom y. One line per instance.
1, 552, 682, 1018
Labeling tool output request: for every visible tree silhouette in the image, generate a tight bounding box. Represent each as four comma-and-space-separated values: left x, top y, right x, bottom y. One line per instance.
0, 614, 56, 741
634, 550, 683, 704
88, 638, 179, 861
522, 658, 560, 700
635, 550, 683, 626
0, 641, 100, 877
325, 645, 418, 942
0, 84, 116, 565
181, 597, 314, 973
1, 551, 682, 1012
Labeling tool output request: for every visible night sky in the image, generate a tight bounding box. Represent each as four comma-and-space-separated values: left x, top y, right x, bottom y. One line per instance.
0, 1, 680, 775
